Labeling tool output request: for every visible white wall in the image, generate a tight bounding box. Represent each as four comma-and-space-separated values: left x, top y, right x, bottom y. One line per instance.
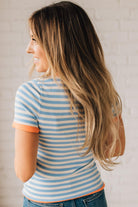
0, 0, 138, 206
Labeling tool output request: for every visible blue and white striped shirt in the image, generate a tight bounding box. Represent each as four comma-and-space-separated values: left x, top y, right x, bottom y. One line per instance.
12, 76, 105, 203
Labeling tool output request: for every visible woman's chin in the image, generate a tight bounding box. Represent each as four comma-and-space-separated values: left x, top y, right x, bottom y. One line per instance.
35, 68, 41, 73
35, 66, 46, 73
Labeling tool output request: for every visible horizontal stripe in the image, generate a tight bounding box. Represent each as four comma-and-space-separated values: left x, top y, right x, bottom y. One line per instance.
39, 138, 84, 144
29, 166, 97, 184
36, 157, 93, 168
37, 151, 89, 160
33, 164, 97, 181
14, 117, 37, 125
39, 135, 85, 141
36, 158, 93, 169
37, 145, 89, 155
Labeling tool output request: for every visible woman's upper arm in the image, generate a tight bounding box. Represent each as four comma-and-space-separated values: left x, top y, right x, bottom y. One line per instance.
14, 129, 39, 182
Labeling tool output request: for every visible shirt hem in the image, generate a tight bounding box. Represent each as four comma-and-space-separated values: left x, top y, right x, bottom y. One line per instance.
23, 183, 105, 203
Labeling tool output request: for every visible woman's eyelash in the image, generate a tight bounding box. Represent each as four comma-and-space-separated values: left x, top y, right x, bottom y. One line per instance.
32, 38, 36, 41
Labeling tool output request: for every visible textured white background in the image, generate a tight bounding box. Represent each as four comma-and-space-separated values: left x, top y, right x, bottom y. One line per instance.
0, 0, 138, 206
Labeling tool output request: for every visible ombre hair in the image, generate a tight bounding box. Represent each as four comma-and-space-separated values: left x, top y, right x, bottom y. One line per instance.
28, 1, 122, 170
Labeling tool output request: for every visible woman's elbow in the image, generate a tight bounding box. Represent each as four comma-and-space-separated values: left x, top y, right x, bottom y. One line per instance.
14, 161, 36, 182
15, 171, 34, 183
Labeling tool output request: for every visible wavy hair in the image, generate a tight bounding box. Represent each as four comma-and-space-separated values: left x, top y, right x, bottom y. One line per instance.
28, 1, 122, 170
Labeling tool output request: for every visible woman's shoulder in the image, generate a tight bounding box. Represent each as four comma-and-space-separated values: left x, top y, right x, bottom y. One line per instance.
16, 78, 43, 98
16, 76, 63, 97
17, 77, 51, 90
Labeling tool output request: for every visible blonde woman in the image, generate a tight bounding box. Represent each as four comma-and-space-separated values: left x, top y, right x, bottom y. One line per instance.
12, 1, 125, 207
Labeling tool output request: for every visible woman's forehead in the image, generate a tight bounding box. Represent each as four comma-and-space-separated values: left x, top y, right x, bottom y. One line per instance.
29, 29, 33, 36
29, 29, 36, 39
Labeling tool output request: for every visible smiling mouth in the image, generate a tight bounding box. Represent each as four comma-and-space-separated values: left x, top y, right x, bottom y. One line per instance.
34, 58, 40, 64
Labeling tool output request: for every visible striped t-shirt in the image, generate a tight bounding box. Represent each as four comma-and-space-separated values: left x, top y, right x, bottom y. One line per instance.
12, 76, 105, 203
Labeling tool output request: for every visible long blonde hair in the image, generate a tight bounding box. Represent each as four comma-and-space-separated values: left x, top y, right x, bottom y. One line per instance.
28, 1, 122, 170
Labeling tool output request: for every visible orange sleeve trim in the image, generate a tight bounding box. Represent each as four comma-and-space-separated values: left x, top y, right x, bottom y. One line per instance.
12, 122, 39, 133
24, 183, 105, 204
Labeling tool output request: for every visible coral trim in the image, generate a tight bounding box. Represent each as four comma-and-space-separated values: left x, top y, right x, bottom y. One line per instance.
12, 122, 39, 133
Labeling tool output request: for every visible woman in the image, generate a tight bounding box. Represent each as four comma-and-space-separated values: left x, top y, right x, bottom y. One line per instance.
12, 1, 125, 207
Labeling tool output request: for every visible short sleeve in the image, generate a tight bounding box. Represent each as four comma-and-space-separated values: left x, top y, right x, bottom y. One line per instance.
12, 81, 40, 133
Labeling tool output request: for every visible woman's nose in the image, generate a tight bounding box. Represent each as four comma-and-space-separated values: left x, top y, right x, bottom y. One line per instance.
26, 42, 34, 54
